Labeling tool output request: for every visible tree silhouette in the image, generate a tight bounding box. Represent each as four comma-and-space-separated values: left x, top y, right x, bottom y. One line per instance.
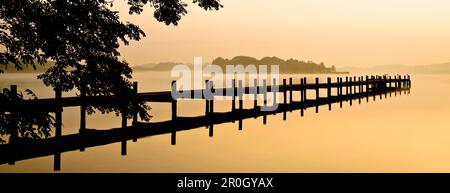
0, 0, 222, 143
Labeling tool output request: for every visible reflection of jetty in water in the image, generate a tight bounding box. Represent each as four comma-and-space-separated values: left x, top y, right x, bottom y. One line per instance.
0, 75, 411, 171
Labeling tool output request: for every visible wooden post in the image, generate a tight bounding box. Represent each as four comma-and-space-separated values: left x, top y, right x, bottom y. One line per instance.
384, 76, 387, 98
345, 76, 349, 95
205, 80, 210, 116
389, 76, 392, 88
80, 85, 86, 133
408, 75, 411, 94
336, 77, 340, 96
360, 76, 363, 93
272, 78, 277, 115
132, 82, 138, 126
315, 78, 319, 99
263, 79, 267, 108
373, 77, 376, 101
406, 75, 408, 87
358, 77, 361, 104
209, 123, 214, 137
394, 76, 397, 96
263, 113, 267, 125
327, 77, 331, 98
349, 77, 353, 106
171, 81, 178, 121
357, 76, 361, 91
238, 80, 243, 112
205, 80, 214, 135
170, 80, 178, 145
171, 80, 177, 145
239, 80, 243, 129
231, 79, 236, 112
366, 76, 369, 103
394, 76, 397, 88
171, 82, 177, 145
121, 103, 127, 155
339, 77, 343, 108
405, 75, 408, 88
263, 79, 267, 124
55, 87, 62, 139
389, 76, 392, 97
404, 75, 407, 90
289, 77, 293, 103
210, 81, 215, 115
400, 75, 403, 87
405, 75, 409, 88
409, 75, 411, 88
238, 118, 243, 131
54, 152, 61, 171
327, 77, 331, 111
372, 77, 378, 101
303, 78, 307, 101
132, 82, 138, 142
349, 77, 353, 95
283, 79, 287, 105
171, 130, 176, 145
365, 75, 369, 92
359, 77, 362, 93
300, 78, 304, 117
300, 78, 304, 102
315, 77, 319, 113
379, 77, 383, 100
283, 79, 287, 121
404, 75, 407, 95
79, 84, 87, 151
209, 81, 215, 136
407, 74, 411, 88
254, 79, 258, 109
54, 86, 62, 168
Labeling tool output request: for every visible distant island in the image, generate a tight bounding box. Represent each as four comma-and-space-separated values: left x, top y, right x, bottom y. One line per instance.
132, 56, 348, 74
212, 56, 346, 74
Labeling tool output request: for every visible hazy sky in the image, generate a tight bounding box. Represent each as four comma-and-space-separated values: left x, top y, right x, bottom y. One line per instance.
116, 0, 450, 67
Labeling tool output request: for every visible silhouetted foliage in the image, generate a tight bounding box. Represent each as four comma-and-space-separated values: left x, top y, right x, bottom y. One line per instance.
0, 88, 54, 144
0, 0, 222, 143
128, 0, 222, 25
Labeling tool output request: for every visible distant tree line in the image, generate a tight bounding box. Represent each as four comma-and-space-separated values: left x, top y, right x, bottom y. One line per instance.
212, 56, 337, 73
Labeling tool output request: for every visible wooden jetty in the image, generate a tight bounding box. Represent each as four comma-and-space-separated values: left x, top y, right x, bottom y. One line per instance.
0, 75, 411, 170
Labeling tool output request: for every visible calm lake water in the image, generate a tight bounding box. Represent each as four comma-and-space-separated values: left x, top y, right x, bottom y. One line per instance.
1, 72, 450, 172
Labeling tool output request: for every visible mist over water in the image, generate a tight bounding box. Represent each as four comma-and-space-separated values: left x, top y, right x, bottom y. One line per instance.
0, 72, 449, 172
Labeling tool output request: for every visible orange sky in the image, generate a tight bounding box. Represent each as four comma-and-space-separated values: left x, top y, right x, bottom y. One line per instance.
116, 0, 450, 67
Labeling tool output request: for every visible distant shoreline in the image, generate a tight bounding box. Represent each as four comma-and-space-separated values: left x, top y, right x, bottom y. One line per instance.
131, 67, 350, 74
